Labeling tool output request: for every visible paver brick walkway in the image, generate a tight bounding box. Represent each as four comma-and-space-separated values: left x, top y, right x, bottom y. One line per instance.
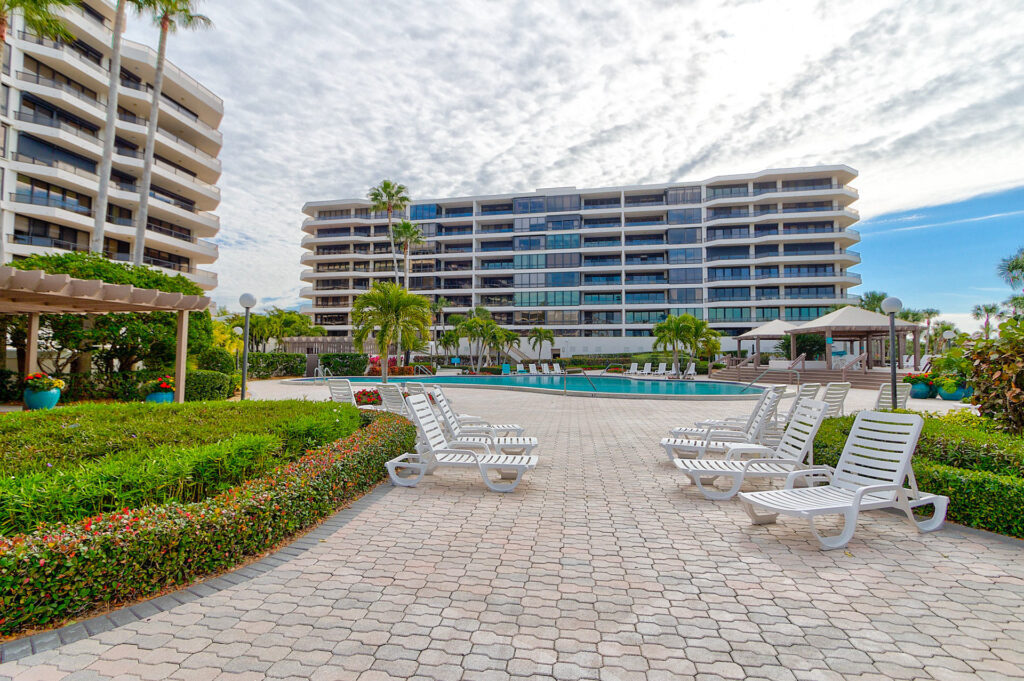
2, 387, 1022, 680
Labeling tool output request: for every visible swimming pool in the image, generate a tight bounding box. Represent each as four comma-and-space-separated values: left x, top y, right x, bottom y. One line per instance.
289, 374, 761, 400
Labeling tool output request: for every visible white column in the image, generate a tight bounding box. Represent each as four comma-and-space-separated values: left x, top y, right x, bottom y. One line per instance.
174, 310, 189, 403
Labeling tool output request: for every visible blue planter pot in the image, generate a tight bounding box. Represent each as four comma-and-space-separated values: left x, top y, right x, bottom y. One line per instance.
938, 386, 966, 401
145, 391, 174, 404
23, 388, 60, 410
909, 383, 932, 399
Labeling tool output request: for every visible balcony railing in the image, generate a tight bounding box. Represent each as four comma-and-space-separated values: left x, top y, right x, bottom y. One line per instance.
17, 30, 103, 72
9, 233, 85, 251
15, 109, 100, 143
10, 152, 97, 180
18, 71, 102, 108
9, 192, 93, 216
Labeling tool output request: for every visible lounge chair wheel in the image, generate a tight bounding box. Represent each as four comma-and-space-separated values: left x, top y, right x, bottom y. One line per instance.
386, 459, 427, 487
743, 501, 779, 526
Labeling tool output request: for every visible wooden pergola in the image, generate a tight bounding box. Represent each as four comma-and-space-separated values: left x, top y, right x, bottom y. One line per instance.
736, 319, 798, 357
1, 267, 210, 403
785, 306, 922, 371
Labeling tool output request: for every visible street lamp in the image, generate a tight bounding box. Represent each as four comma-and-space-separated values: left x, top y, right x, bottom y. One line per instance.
880, 296, 903, 410
239, 293, 257, 400
942, 329, 955, 352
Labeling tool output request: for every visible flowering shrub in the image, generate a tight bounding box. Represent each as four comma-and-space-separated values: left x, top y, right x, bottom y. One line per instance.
902, 372, 935, 386
23, 373, 65, 392
967, 317, 1024, 434
366, 365, 416, 376
141, 374, 175, 395
355, 389, 382, 406
0, 412, 415, 635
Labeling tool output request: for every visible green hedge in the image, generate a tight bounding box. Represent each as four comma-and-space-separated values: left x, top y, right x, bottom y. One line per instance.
246, 352, 305, 378
197, 347, 235, 375
0, 412, 415, 635
812, 412, 1024, 538
319, 353, 368, 376
184, 370, 232, 401
0, 401, 362, 476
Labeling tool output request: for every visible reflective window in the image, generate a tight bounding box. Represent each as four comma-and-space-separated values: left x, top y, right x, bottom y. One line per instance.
547, 233, 580, 249
546, 272, 580, 287
667, 208, 701, 224
514, 236, 544, 251
666, 187, 701, 204
514, 254, 545, 269
668, 288, 702, 304
668, 268, 702, 284
513, 197, 545, 214
546, 194, 581, 212
547, 252, 581, 268
667, 227, 700, 244
668, 248, 702, 264
410, 204, 440, 220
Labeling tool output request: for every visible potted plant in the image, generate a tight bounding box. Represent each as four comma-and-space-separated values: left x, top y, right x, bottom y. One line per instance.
141, 375, 176, 403
23, 372, 65, 410
902, 372, 937, 399
930, 348, 973, 401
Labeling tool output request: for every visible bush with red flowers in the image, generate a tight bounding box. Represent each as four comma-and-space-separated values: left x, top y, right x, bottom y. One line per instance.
354, 389, 382, 406
140, 375, 175, 396
0, 412, 416, 635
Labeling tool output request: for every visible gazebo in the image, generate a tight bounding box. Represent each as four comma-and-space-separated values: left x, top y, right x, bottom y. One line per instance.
785, 306, 923, 371
736, 319, 797, 357
1, 267, 210, 403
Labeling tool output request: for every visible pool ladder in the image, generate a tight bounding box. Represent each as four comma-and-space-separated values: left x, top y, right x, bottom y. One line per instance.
563, 369, 599, 396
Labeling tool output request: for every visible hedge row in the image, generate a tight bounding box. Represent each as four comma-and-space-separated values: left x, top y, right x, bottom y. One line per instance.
319, 353, 368, 376
245, 352, 305, 378
0, 406, 362, 534
1, 369, 236, 403
184, 369, 233, 401
0, 412, 416, 635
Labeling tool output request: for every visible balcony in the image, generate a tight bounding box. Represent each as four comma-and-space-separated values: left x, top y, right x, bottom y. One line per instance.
582, 198, 621, 210
18, 71, 103, 111
624, 195, 664, 207
583, 239, 620, 247
9, 233, 85, 251
9, 192, 93, 217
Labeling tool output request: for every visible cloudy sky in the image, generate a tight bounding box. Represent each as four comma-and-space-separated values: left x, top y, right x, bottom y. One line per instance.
125, 0, 1024, 327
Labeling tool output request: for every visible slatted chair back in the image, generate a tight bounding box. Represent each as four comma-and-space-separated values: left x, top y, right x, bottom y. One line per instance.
683, 362, 696, 379
655, 363, 667, 374
642, 362, 652, 374
528, 363, 538, 374
779, 383, 821, 425
541, 363, 552, 374
405, 382, 427, 396
831, 411, 923, 498
821, 382, 852, 417
773, 399, 828, 463
874, 382, 911, 410
746, 389, 782, 442
405, 394, 448, 457
516, 364, 526, 374
627, 362, 639, 374
378, 383, 408, 416
430, 388, 463, 438
327, 379, 356, 405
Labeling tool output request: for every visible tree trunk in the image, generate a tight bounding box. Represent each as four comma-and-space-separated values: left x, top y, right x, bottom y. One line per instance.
91, 0, 127, 254
132, 17, 169, 265
672, 344, 679, 378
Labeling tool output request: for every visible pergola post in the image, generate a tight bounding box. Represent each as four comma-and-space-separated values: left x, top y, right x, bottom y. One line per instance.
913, 329, 921, 371
174, 310, 189, 404
755, 337, 761, 358
25, 312, 40, 374
790, 334, 797, 361
825, 334, 832, 370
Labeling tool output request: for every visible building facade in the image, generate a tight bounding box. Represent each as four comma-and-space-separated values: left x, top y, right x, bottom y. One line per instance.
300, 165, 860, 356
0, 0, 222, 290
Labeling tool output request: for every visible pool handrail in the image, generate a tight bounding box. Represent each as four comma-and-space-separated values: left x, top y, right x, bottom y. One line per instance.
415, 365, 433, 376
313, 365, 333, 381
741, 368, 801, 392
601, 363, 626, 375
565, 370, 599, 395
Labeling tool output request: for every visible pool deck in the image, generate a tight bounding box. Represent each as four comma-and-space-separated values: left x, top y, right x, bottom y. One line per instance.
3, 386, 1017, 681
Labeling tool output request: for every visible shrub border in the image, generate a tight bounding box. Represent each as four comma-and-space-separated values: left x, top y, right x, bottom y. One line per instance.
0, 485, 395, 662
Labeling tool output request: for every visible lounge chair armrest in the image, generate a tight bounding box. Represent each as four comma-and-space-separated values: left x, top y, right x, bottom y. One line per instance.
852, 483, 905, 506
741, 458, 803, 472
784, 466, 833, 489
452, 439, 496, 456
436, 448, 483, 463
458, 414, 488, 424
725, 444, 775, 460
459, 424, 498, 438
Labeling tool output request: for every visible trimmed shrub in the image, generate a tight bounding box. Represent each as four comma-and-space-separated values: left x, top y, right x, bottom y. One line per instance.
246, 352, 305, 378
184, 370, 232, 402
914, 461, 1024, 539
197, 347, 236, 375
0, 369, 20, 402
0, 412, 415, 635
319, 353, 368, 376
366, 365, 417, 376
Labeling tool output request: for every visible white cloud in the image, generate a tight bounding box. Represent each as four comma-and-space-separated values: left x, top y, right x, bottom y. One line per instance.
123, 0, 1024, 310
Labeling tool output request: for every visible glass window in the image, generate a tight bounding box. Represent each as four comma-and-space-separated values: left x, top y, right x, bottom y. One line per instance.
547, 310, 580, 324
756, 286, 780, 299
785, 285, 835, 299
667, 227, 700, 244
755, 244, 779, 258
514, 310, 546, 324
706, 184, 748, 199
514, 216, 545, 232
514, 272, 544, 288
546, 252, 581, 268
546, 291, 580, 306
625, 310, 667, 324
546, 272, 580, 287
513, 197, 546, 214
784, 264, 834, 277
668, 248, 702, 264
583, 311, 621, 324
546, 216, 580, 230
584, 293, 621, 304
513, 236, 544, 251
625, 329, 652, 337
707, 266, 750, 281
668, 288, 702, 304
667, 208, 701, 224
708, 287, 750, 301
756, 307, 781, 321
666, 187, 701, 204
669, 307, 703, 319
625, 292, 666, 304
546, 194, 581, 212
514, 291, 546, 307
410, 204, 440, 220
514, 254, 545, 269
708, 307, 752, 322
785, 306, 831, 321
668, 268, 702, 284
546, 233, 580, 250
584, 274, 620, 285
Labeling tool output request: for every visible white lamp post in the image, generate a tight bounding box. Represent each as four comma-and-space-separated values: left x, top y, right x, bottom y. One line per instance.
942, 329, 955, 352
880, 297, 903, 410
239, 293, 257, 400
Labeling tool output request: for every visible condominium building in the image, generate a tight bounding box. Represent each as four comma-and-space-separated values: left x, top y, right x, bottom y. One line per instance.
0, 0, 222, 290
300, 165, 860, 355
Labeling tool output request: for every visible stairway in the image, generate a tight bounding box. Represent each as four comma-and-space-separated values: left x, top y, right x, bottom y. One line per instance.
712, 365, 909, 390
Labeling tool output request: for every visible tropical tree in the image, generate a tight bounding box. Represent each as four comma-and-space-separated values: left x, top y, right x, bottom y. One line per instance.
132, 0, 212, 265
929, 321, 959, 354
351, 282, 430, 383
438, 329, 461, 361
858, 290, 888, 313
652, 313, 695, 376
92, 0, 142, 253
1005, 295, 1024, 318
0, 0, 76, 43
997, 246, 1024, 294
527, 327, 554, 361
498, 328, 521, 365
972, 303, 1001, 339
919, 308, 940, 356
389, 219, 424, 365
684, 319, 721, 374
367, 180, 410, 284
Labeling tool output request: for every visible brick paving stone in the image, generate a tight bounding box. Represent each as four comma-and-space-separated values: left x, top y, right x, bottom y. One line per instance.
0, 387, 1022, 680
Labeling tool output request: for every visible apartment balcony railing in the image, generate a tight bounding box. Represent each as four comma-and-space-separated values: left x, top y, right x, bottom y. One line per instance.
625, 258, 666, 266
9, 192, 93, 216
709, 315, 753, 323
584, 221, 622, 229
753, 182, 842, 195
583, 260, 621, 267
583, 239, 620, 247
624, 196, 664, 207
582, 199, 622, 210
705, 231, 750, 241
707, 296, 752, 303
10, 152, 98, 180
476, 208, 513, 216
15, 110, 100, 143
18, 71, 102, 108
708, 210, 749, 219
445, 209, 473, 217
9, 233, 85, 251
480, 262, 514, 269
625, 277, 667, 285
478, 226, 514, 234
17, 30, 104, 72
624, 239, 665, 246
779, 205, 835, 214
623, 220, 665, 227
583, 278, 621, 286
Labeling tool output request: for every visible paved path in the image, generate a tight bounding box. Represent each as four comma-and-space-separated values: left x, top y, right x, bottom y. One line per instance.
3, 387, 1020, 681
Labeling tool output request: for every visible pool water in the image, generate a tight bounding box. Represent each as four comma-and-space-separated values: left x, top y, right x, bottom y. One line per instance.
292, 374, 760, 399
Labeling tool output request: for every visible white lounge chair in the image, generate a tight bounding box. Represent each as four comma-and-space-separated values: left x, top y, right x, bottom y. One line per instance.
767, 383, 821, 436
740, 411, 948, 550
541, 363, 552, 375
674, 399, 829, 500
430, 388, 538, 455
661, 390, 781, 461
404, 382, 427, 396
653, 362, 668, 376
874, 382, 911, 410
528, 363, 539, 375
376, 383, 409, 416
327, 378, 357, 406
821, 382, 851, 417
516, 363, 526, 374
685, 386, 785, 433
682, 362, 696, 380
552, 363, 564, 374
625, 362, 639, 375
640, 362, 653, 375
430, 386, 525, 436
386, 395, 537, 492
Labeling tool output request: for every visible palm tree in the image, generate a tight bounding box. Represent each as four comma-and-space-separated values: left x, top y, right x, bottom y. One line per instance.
91, 0, 141, 253
858, 291, 888, 313
389, 219, 424, 365
438, 329, 461, 362
528, 327, 554, 361
0, 0, 77, 42
132, 0, 212, 266
499, 328, 520, 365
652, 314, 694, 376
351, 282, 430, 383
1005, 295, 1024, 318
972, 303, 1000, 339
456, 316, 488, 371
930, 321, 959, 353
367, 180, 410, 285
997, 247, 1024, 293
920, 308, 940, 356
685, 319, 721, 375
